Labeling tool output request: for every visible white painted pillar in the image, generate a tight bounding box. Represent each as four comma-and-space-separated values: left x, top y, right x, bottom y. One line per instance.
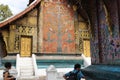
46, 65, 57, 80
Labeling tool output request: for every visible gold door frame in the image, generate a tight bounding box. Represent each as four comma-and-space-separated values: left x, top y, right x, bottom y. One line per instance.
83, 39, 91, 57
20, 35, 32, 57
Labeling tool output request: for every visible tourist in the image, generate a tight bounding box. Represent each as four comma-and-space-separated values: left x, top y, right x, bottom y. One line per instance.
63, 63, 85, 80
3, 62, 16, 80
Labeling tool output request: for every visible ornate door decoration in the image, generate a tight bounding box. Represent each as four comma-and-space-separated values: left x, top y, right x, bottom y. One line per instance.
20, 36, 32, 57
83, 40, 90, 57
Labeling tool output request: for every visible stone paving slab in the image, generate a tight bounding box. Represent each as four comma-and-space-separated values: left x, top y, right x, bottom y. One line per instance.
39, 76, 85, 80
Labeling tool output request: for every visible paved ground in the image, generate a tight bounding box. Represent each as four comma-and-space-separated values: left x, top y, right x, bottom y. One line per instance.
39, 76, 85, 80
38, 68, 85, 80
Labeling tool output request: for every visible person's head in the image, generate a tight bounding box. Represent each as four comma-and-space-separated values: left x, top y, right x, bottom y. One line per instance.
74, 63, 81, 70
4, 62, 12, 69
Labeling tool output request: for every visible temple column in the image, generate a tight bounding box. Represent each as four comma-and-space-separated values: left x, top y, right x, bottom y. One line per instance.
104, 0, 119, 38
8, 25, 16, 52
84, 0, 100, 64
0, 32, 7, 65
104, 0, 120, 60
38, 1, 44, 53
73, 5, 79, 54
118, 0, 120, 35
82, 0, 120, 80
97, 0, 110, 63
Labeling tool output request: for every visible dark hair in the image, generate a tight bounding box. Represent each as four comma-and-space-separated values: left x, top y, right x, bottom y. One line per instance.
74, 63, 81, 69
4, 62, 12, 68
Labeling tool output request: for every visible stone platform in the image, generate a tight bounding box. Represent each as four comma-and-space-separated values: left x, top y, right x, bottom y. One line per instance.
2, 54, 83, 60
82, 65, 120, 80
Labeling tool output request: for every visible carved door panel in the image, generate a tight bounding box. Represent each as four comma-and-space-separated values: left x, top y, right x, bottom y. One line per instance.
83, 40, 90, 57
20, 36, 32, 57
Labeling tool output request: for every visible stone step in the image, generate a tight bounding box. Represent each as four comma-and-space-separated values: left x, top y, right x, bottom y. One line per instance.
19, 59, 32, 61
17, 76, 37, 80
20, 72, 34, 76
20, 69, 34, 73
19, 64, 33, 67
19, 61, 32, 63
19, 57, 32, 59
20, 66, 33, 70
18, 57, 35, 77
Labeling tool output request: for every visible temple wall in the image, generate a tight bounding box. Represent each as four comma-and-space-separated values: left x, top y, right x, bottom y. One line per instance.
0, 0, 79, 54
86, 0, 120, 64
41, 0, 75, 53
103, 0, 120, 62
0, 8, 38, 53
14, 8, 38, 53
81, 1, 120, 79
96, 0, 120, 64
0, 0, 92, 56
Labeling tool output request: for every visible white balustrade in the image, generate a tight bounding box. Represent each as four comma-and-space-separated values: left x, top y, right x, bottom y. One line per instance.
46, 65, 66, 80
81, 54, 91, 67
16, 54, 20, 78
32, 54, 38, 76
46, 65, 57, 80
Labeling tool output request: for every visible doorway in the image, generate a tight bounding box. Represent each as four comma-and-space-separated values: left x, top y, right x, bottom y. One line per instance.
83, 39, 91, 57
20, 35, 32, 57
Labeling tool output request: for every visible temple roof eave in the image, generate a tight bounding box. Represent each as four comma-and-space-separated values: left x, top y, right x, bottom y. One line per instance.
0, 0, 41, 28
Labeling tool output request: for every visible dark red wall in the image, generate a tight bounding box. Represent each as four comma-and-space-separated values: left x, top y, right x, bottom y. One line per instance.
42, 0, 75, 53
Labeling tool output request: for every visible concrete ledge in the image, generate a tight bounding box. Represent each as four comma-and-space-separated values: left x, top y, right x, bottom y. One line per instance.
81, 65, 120, 80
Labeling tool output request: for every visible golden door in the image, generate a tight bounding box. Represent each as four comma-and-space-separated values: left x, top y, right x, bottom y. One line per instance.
20, 36, 32, 57
83, 40, 91, 57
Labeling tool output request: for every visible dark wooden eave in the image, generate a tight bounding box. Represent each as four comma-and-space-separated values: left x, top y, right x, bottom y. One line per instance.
0, 0, 41, 28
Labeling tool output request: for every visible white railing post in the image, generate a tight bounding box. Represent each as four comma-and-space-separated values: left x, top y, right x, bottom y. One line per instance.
32, 54, 38, 76
16, 54, 20, 78
81, 54, 91, 67
46, 65, 57, 80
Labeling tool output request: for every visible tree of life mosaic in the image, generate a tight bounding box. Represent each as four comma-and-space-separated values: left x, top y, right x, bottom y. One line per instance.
43, 0, 75, 53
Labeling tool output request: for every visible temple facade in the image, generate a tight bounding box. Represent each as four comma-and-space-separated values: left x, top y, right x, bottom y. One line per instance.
0, 0, 120, 79
0, 0, 120, 64
0, 0, 90, 57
